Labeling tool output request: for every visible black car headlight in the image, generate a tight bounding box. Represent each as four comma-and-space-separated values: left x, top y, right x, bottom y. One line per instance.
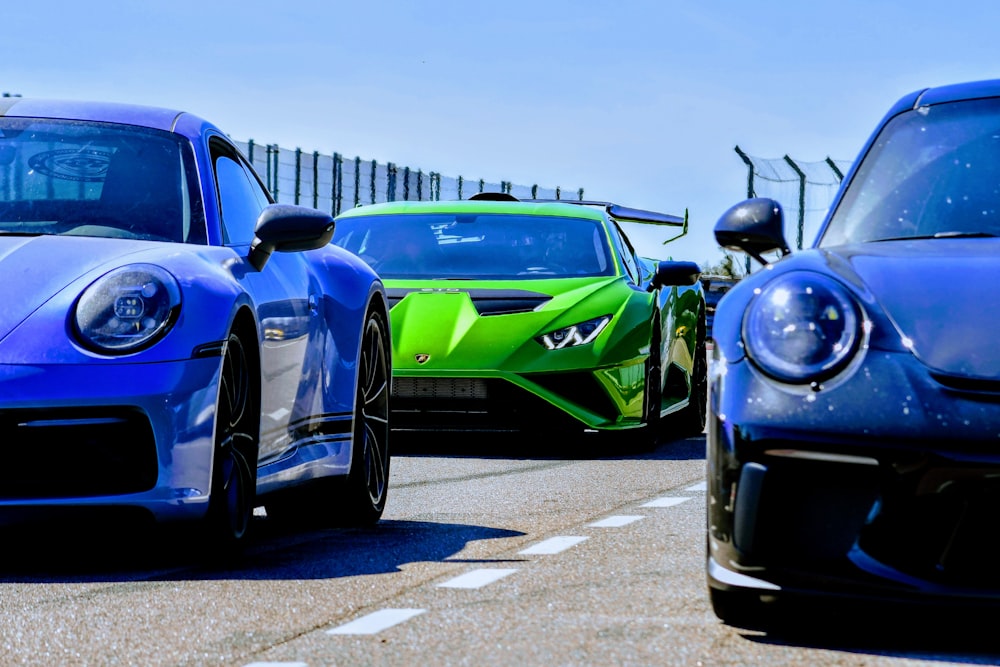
742, 272, 863, 383
74, 264, 181, 354
537, 315, 611, 350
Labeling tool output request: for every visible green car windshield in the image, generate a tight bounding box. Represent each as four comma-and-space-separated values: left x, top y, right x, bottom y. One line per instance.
333, 213, 615, 279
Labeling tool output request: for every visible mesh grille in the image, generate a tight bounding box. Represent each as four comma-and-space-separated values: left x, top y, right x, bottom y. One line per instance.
393, 377, 488, 400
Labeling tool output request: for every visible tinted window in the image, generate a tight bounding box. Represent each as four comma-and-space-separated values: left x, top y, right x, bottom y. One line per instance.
333, 213, 613, 280
214, 147, 271, 245
823, 97, 1000, 245
0, 117, 204, 243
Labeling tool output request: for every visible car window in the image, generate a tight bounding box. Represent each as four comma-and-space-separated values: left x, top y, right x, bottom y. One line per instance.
0, 117, 205, 243
333, 212, 613, 280
212, 143, 272, 245
607, 220, 639, 284
823, 97, 1000, 245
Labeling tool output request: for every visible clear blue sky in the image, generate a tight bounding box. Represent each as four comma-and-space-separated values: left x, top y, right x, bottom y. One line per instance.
5, 1, 1000, 267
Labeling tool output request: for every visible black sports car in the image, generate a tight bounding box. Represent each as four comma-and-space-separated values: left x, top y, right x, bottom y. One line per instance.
707, 78, 1000, 626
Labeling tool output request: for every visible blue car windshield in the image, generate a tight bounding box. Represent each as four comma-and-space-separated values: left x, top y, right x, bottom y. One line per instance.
0, 118, 206, 243
333, 213, 615, 279
822, 97, 1000, 246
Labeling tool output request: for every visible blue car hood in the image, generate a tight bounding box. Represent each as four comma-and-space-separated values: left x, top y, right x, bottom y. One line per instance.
0, 235, 150, 341
837, 239, 1000, 378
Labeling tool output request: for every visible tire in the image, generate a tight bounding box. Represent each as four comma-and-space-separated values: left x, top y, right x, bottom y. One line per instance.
339, 306, 392, 525
638, 325, 663, 451
709, 587, 769, 629
204, 332, 258, 551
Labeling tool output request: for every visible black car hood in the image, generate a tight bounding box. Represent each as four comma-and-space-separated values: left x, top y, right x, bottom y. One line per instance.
834, 239, 1000, 378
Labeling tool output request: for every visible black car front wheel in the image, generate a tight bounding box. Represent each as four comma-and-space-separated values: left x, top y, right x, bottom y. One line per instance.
339, 306, 392, 525
204, 332, 258, 551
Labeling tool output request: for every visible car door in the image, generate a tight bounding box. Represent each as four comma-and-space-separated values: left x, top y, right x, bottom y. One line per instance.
211, 138, 326, 464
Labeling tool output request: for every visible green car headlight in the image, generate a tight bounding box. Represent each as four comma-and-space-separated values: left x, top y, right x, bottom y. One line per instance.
537, 315, 611, 350
742, 272, 863, 383
74, 264, 181, 354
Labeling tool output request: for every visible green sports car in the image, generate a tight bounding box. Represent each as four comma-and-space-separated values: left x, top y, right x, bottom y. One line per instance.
332, 194, 706, 445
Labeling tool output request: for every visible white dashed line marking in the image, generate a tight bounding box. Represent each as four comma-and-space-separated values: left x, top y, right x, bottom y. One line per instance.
686, 481, 707, 492
518, 536, 589, 555
438, 568, 518, 589
640, 496, 692, 508
588, 515, 645, 528
327, 608, 426, 635
244, 663, 308, 667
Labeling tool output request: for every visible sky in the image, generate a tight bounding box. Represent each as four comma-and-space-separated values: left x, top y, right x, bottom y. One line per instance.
5, 0, 1000, 268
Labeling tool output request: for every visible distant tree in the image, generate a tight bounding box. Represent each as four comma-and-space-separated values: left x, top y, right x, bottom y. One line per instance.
703, 251, 746, 279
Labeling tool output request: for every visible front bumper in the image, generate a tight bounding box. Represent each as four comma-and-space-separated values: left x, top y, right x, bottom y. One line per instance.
708, 346, 1000, 603
0, 358, 220, 523
391, 362, 647, 433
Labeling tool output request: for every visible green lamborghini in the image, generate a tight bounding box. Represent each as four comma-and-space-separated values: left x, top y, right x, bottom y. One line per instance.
332, 194, 706, 445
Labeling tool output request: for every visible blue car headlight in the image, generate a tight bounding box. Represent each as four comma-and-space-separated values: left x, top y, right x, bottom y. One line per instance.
74, 264, 181, 354
537, 315, 611, 350
742, 272, 863, 383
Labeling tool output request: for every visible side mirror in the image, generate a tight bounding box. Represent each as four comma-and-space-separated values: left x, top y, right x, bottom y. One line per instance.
248, 204, 335, 271
649, 259, 701, 292
714, 198, 790, 266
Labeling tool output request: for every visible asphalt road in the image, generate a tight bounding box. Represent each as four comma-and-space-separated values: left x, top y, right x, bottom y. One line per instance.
1, 433, 999, 666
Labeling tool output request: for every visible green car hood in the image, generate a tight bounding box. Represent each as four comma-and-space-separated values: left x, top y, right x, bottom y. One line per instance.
388, 276, 650, 374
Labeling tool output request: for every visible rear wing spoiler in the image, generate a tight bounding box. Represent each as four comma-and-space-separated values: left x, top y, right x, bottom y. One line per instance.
524, 199, 689, 245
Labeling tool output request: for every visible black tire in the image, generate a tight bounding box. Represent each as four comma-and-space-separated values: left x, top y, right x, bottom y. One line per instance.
205, 332, 258, 551
265, 307, 390, 529
710, 587, 770, 630
339, 306, 392, 525
638, 324, 663, 451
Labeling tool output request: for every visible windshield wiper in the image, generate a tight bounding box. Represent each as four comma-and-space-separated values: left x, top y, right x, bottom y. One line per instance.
872, 231, 998, 242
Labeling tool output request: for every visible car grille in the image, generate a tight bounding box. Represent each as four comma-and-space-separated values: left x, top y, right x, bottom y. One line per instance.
390, 374, 614, 432
0, 407, 158, 499
393, 377, 488, 400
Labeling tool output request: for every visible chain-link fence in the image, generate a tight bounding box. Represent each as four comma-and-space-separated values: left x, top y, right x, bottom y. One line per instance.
235, 140, 585, 217
735, 146, 853, 250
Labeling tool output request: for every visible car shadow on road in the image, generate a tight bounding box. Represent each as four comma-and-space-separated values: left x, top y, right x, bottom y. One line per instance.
392, 430, 706, 461
734, 598, 1000, 662
0, 517, 524, 583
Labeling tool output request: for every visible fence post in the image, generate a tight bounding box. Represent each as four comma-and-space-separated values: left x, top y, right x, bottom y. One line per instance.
387, 162, 397, 202
825, 156, 844, 181
403, 166, 411, 200
457, 175, 463, 200
268, 145, 279, 201
783, 155, 806, 250
312, 151, 320, 209
294, 148, 302, 205
734, 145, 754, 198
332, 152, 342, 215
354, 158, 362, 206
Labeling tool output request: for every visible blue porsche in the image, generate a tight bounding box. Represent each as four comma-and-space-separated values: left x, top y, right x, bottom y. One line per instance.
707, 79, 1000, 625
0, 98, 391, 552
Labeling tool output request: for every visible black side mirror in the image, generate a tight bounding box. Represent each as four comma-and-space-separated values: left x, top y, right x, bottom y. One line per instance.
714, 198, 791, 266
248, 204, 335, 271
649, 260, 701, 292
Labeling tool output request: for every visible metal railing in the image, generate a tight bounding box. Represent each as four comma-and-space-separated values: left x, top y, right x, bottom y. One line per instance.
236, 140, 585, 216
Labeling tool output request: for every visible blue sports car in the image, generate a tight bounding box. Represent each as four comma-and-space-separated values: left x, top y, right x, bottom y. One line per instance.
707, 79, 1000, 625
0, 98, 391, 552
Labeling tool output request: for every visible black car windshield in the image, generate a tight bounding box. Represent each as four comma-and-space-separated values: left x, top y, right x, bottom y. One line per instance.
333, 213, 615, 279
0, 118, 205, 243
821, 98, 1000, 246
